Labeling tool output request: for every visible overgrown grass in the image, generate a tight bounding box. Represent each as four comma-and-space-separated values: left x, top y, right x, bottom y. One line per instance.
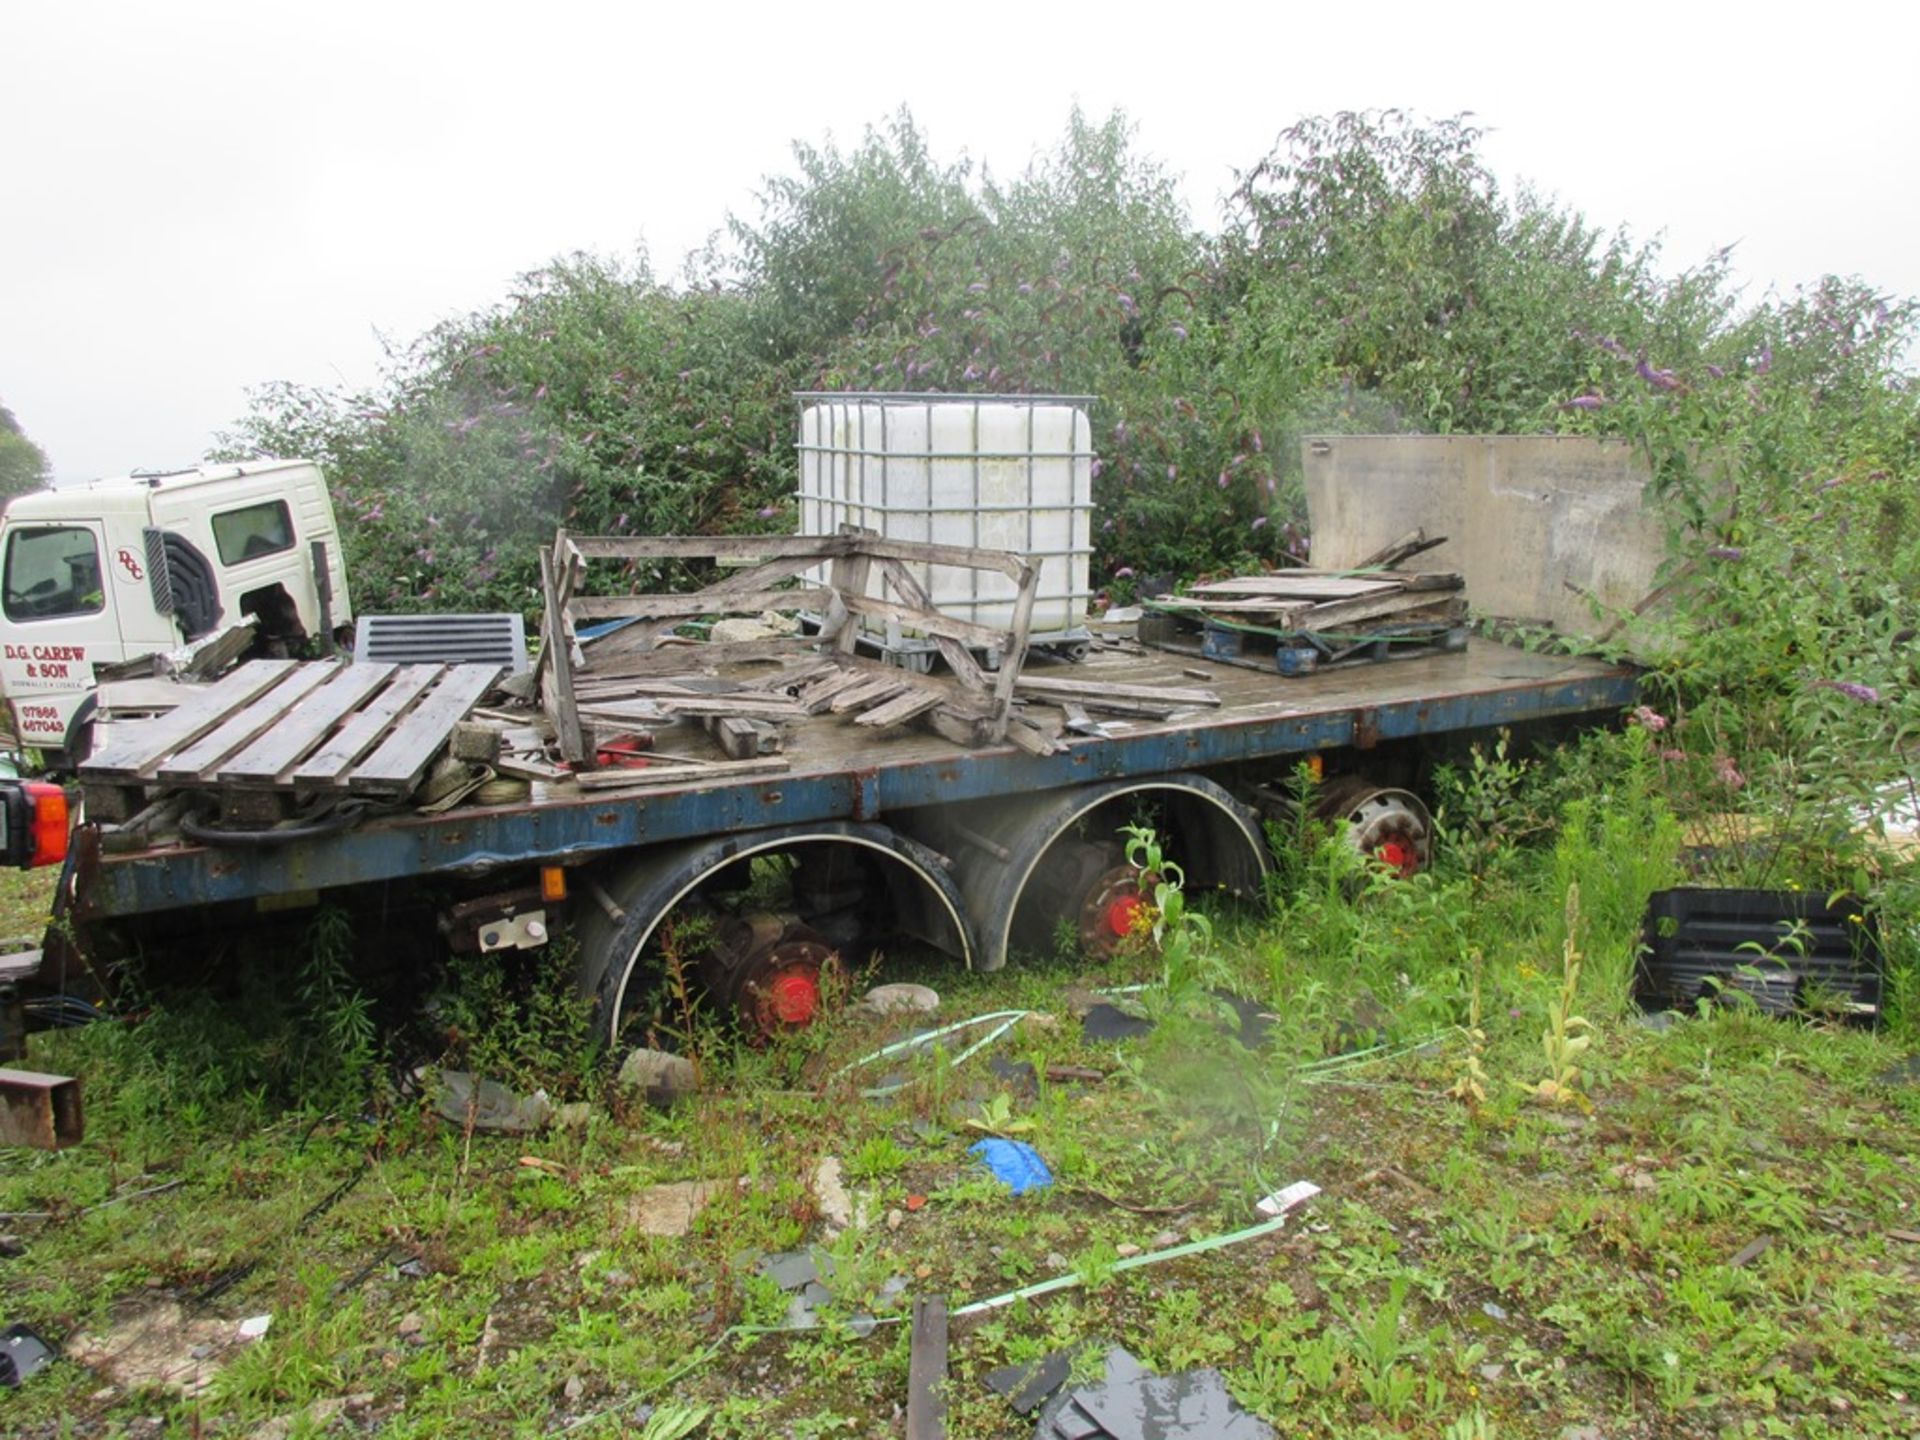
4, 741, 1918, 1438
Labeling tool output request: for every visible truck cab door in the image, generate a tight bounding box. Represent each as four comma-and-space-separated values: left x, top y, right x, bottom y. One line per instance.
0, 520, 127, 752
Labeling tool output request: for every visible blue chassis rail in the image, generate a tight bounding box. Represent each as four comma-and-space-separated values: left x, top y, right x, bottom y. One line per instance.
79, 661, 1637, 921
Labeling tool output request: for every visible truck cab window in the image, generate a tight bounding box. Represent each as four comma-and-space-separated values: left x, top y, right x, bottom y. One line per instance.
211, 500, 294, 565
3, 526, 105, 622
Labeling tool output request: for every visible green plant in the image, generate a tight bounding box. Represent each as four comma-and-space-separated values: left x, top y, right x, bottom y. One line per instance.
1522, 885, 1594, 1108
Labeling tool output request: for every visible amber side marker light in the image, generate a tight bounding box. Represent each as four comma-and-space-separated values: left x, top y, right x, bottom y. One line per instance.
1, 781, 70, 869
540, 866, 568, 903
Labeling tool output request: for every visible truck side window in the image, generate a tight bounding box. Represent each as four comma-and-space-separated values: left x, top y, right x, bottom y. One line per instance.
211, 500, 294, 565
3, 526, 105, 622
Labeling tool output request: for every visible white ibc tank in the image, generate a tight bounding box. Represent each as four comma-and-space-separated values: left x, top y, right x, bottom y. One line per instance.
796, 393, 1095, 636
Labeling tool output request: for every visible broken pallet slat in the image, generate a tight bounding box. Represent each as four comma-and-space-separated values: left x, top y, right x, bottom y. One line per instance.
572, 755, 790, 789
291, 664, 447, 788
216, 662, 399, 784
829, 676, 908, 714
539, 545, 588, 766
159, 663, 344, 783
568, 587, 824, 622
652, 695, 806, 721
905, 1296, 949, 1440
348, 663, 505, 796
1185, 575, 1402, 600
1291, 592, 1468, 632
854, 688, 943, 729
1014, 675, 1220, 707
83, 660, 302, 778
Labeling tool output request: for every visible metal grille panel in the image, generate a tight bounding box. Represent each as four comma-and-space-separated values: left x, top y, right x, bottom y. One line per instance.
354, 613, 527, 672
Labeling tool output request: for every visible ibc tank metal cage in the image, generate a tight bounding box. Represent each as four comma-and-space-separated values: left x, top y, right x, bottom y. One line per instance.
794, 393, 1097, 667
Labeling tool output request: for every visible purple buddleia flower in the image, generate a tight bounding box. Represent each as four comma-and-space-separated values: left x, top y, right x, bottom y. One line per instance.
1815, 679, 1881, 704
1115, 566, 1135, 579
1597, 336, 1628, 358
1217, 471, 1229, 489
1706, 545, 1744, 561
1754, 346, 1773, 376
1637, 358, 1683, 392
967, 281, 987, 294
1251, 515, 1269, 530
1116, 292, 1137, 315
1090, 459, 1104, 479
1705, 364, 1725, 379
1560, 393, 1607, 411
1169, 323, 1188, 341
1167, 465, 1178, 483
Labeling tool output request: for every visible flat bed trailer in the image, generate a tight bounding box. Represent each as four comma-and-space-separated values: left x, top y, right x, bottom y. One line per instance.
49, 637, 1636, 1049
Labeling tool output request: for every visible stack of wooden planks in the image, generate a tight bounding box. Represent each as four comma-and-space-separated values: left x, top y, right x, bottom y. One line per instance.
1142, 554, 1468, 676
79, 658, 504, 822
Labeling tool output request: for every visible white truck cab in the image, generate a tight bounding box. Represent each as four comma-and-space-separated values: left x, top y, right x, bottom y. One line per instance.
0, 460, 352, 761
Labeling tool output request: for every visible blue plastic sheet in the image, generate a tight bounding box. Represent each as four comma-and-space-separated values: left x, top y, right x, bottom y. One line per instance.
969, 1137, 1053, 1195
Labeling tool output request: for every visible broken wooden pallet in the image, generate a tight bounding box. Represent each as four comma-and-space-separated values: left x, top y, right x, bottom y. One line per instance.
81, 659, 503, 819
539, 527, 1041, 764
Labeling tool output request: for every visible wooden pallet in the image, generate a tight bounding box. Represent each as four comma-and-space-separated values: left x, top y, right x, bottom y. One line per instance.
81, 658, 503, 819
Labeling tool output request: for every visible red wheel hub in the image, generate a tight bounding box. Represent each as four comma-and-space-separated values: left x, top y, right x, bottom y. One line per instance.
1106, 891, 1145, 937
1376, 839, 1415, 877
766, 968, 820, 1026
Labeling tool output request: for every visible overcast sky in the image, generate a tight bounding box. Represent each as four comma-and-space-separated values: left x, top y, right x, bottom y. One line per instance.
5, 1, 1914, 483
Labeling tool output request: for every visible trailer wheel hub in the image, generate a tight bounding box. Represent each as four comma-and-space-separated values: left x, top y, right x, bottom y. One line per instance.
764, 966, 821, 1027
1079, 863, 1147, 957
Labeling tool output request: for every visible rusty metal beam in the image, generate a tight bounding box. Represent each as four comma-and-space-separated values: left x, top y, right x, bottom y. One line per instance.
0, 1068, 83, 1150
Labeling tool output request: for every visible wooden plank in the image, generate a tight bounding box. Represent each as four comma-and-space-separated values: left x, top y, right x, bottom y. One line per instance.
1356, 528, 1448, 570
838, 592, 1010, 652
568, 587, 824, 621
348, 663, 503, 795
826, 543, 873, 658
796, 669, 869, 714
854, 689, 943, 729
569, 534, 847, 562
1185, 576, 1402, 600
654, 695, 806, 721
856, 535, 1028, 583
216, 662, 399, 784
1293, 592, 1468, 632
83, 660, 301, 778
829, 676, 907, 714
180, 622, 259, 680
291, 664, 445, 787
158, 663, 343, 783
879, 559, 993, 693
539, 546, 588, 765
584, 554, 833, 659
577, 637, 818, 679
572, 755, 790, 790
905, 1296, 949, 1440
987, 559, 1040, 740
1014, 676, 1220, 707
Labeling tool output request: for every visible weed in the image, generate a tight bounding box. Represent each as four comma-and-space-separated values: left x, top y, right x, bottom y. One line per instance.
1521, 885, 1594, 1108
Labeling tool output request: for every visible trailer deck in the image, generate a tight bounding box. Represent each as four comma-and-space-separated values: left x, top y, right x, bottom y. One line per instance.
75, 640, 1636, 922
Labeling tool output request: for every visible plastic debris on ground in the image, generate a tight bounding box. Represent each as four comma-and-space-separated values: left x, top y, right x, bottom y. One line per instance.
990, 1342, 1275, 1439
969, 1138, 1054, 1195
756, 1249, 905, 1333
1, 1323, 55, 1387
1080, 1003, 1155, 1042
